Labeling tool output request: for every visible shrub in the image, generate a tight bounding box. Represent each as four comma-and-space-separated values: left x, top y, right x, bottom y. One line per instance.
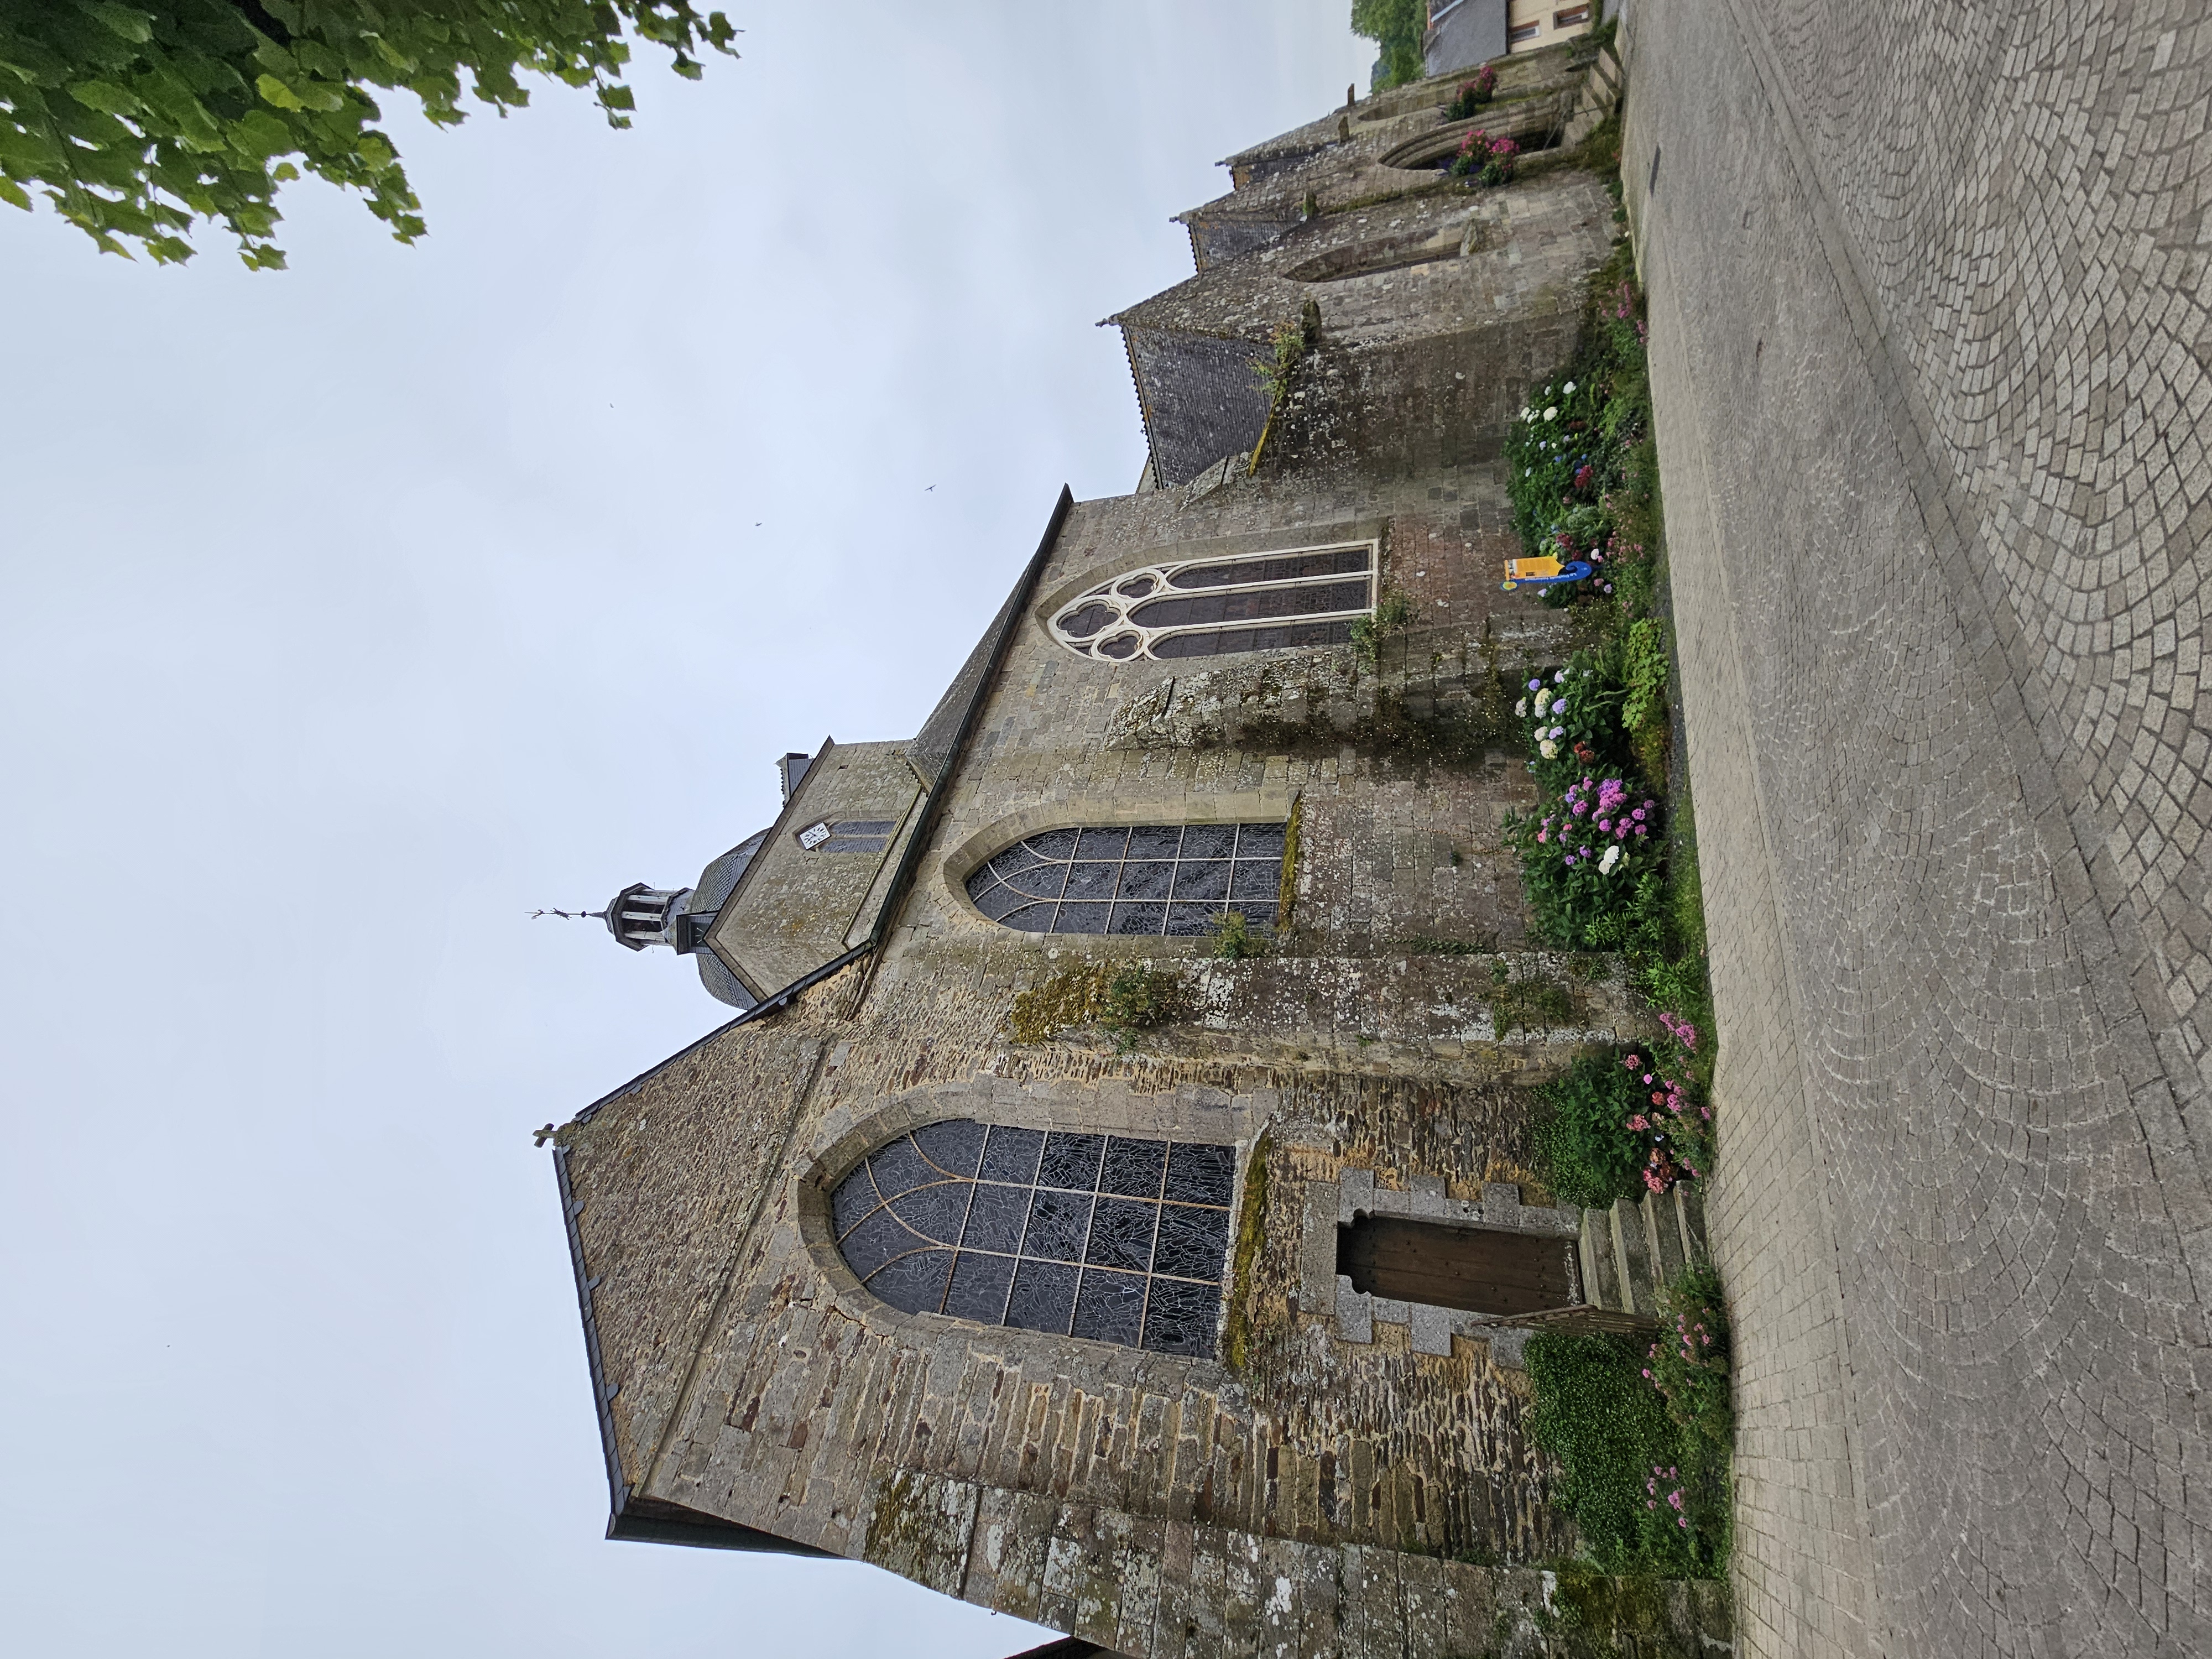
1349, 588, 1416, 665
1504, 770, 1665, 949
1645, 1262, 1733, 1459
1210, 910, 1264, 961
1532, 1048, 1647, 1208
1444, 65, 1497, 119
1253, 316, 1306, 405
1448, 127, 1520, 185
1614, 1038, 1711, 1190
1527, 1331, 1720, 1577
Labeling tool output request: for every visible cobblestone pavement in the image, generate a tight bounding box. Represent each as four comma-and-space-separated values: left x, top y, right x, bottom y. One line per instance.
1621, 2, 2212, 1655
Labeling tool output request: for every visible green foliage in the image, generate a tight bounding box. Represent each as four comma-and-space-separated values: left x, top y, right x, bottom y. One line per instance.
1349, 587, 1415, 665
1209, 910, 1264, 961
0, 0, 739, 266
1253, 315, 1306, 404
1646, 1262, 1733, 1459
1621, 619, 1669, 734
1527, 1331, 1721, 1577
1531, 1047, 1646, 1208
1349, 0, 1422, 88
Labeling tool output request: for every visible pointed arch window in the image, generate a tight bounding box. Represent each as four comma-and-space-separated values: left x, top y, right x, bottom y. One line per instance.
831, 1120, 1235, 1356
965, 821, 1285, 936
1050, 542, 1374, 662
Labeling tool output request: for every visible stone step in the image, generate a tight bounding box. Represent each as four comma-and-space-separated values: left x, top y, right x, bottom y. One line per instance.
1578, 1206, 1628, 1311
1577, 1183, 1710, 1323
1610, 1197, 1658, 1317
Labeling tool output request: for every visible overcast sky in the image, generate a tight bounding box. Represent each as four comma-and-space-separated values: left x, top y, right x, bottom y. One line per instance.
0, 7, 1373, 1656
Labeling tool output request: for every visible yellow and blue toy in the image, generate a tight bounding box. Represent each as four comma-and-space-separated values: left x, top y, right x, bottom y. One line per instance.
1501, 555, 1593, 591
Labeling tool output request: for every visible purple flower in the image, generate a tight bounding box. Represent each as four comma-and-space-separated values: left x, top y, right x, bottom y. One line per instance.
1527, 679, 1542, 691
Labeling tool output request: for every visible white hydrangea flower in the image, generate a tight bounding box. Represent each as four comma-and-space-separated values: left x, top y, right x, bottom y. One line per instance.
1539, 739, 1559, 759
1543, 406, 1558, 421
1564, 380, 1577, 394
1515, 698, 1528, 717
1599, 844, 1620, 874
1533, 690, 1551, 714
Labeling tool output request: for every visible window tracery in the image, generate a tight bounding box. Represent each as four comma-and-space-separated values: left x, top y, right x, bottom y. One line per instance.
964, 822, 1285, 935
831, 1120, 1235, 1355
1048, 543, 1374, 662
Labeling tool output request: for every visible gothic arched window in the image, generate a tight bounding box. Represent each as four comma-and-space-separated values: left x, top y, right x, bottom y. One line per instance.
964, 822, 1285, 935
831, 1119, 1235, 1356
1050, 543, 1374, 662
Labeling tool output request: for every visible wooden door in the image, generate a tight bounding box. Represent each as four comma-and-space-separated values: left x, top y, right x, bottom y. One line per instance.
1336, 1216, 1575, 1316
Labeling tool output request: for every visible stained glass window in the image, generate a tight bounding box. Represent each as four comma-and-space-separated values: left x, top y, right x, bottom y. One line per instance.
831, 1120, 1235, 1357
1050, 543, 1374, 662
964, 822, 1285, 936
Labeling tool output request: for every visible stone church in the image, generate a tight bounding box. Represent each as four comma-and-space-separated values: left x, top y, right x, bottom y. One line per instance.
545, 34, 1724, 1657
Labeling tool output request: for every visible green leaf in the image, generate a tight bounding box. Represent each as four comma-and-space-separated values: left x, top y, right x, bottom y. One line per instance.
81, 3, 155, 45
67, 79, 143, 117
0, 176, 30, 211
229, 109, 294, 158
255, 72, 304, 111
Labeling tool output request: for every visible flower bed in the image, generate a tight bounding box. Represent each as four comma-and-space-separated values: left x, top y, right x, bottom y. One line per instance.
1527, 1327, 1726, 1578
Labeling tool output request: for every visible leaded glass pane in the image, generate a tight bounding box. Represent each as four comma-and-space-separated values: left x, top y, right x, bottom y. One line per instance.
1116, 860, 1174, 901
1021, 1189, 1093, 1262
1170, 859, 1230, 900
913, 1118, 987, 1178
1039, 1132, 1106, 1190
1154, 1203, 1232, 1281
888, 1182, 969, 1246
1166, 1142, 1237, 1206
1235, 822, 1286, 858
1100, 1136, 1167, 1198
1007, 1260, 1078, 1333
980, 1125, 1045, 1183
945, 1251, 1017, 1323
1142, 1280, 1221, 1355
872, 1248, 955, 1316
1085, 1197, 1159, 1272
1127, 825, 1182, 859
1072, 1270, 1147, 1345
961, 1182, 1031, 1253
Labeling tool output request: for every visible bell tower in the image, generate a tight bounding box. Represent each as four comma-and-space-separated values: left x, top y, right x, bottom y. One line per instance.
602, 883, 693, 951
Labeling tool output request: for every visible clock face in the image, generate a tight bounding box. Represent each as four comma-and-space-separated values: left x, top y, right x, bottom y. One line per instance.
796, 821, 832, 851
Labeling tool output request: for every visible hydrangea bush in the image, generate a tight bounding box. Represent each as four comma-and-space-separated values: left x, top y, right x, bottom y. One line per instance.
1449, 127, 1519, 185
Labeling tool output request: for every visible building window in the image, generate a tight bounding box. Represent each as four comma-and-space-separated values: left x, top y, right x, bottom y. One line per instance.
965, 821, 1285, 935
1337, 1215, 1577, 1316
1508, 22, 1542, 44
832, 1119, 1235, 1355
1050, 543, 1373, 662
1553, 4, 1591, 28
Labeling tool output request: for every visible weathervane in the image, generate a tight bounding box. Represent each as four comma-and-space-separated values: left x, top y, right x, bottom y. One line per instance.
530, 906, 607, 921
